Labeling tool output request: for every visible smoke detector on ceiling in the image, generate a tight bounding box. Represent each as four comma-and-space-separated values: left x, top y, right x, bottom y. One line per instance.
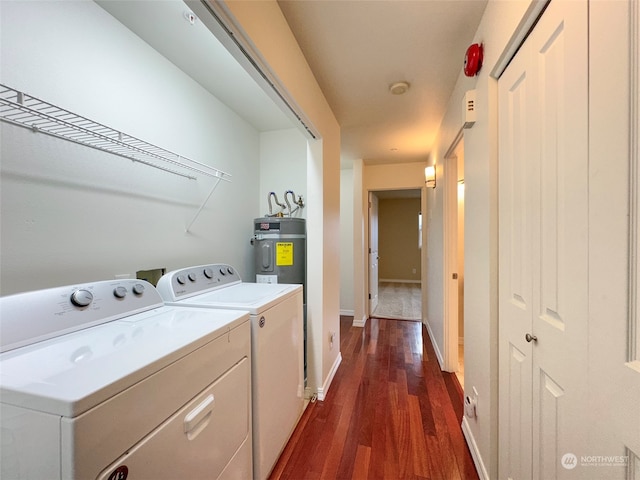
389, 81, 410, 95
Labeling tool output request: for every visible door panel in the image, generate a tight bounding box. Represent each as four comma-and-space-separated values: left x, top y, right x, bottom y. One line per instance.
538, 371, 564, 479
499, 1, 588, 478
95, 358, 251, 480
369, 192, 379, 313
499, 33, 535, 480
369, 251, 378, 313
530, 3, 589, 478
507, 344, 530, 479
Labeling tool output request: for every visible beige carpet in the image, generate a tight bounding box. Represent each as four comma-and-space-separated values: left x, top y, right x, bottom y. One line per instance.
371, 282, 422, 321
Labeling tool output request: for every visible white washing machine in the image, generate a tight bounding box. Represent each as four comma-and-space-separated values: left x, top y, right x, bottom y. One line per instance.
0, 279, 252, 480
156, 264, 304, 480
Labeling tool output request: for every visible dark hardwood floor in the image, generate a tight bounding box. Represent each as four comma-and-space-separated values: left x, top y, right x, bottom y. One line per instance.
269, 316, 479, 480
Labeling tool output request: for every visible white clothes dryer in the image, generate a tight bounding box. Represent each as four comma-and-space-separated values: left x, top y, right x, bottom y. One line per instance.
0, 279, 251, 480
156, 264, 304, 480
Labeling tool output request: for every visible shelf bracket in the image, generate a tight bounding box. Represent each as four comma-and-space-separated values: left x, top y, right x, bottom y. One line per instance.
185, 174, 223, 233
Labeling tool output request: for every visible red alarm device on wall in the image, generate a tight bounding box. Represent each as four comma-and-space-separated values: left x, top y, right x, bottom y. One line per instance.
464, 43, 484, 77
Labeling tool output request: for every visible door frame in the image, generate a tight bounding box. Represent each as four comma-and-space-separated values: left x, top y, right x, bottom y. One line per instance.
443, 135, 462, 373
365, 187, 426, 320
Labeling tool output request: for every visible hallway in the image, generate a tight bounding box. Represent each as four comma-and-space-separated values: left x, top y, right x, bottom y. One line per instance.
269, 316, 478, 479
371, 281, 465, 389
371, 282, 422, 321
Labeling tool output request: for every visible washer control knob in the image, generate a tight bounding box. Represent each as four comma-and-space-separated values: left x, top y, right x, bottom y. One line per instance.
188, 273, 197, 282
71, 289, 93, 307
203, 268, 214, 279
132, 283, 145, 295
227, 267, 234, 275
176, 275, 187, 285
219, 268, 226, 276
113, 286, 127, 299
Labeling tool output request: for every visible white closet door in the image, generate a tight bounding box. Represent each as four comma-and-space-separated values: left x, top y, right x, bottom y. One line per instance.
498, 30, 536, 480
499, 1, 589, 478
530, 2, 589, 477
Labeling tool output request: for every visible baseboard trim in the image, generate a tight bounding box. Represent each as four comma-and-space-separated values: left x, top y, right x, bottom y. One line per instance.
352, 315, 367, 327
461, 417, 489, 480
316, 352, 342, 401
424, 319, 445, 370
379, 279, 421, 284
340, 309, 355, 316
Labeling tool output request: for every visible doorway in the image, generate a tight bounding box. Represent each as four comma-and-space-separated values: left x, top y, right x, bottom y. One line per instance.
455, 143, 465, 386
444, 139, 465, 379
369, 189, 423, 321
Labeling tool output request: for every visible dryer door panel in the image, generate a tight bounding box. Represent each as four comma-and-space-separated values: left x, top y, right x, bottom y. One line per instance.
95, 357, 251, 480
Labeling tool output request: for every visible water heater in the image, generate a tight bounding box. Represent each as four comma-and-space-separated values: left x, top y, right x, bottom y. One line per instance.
253, 216, 307, 386
253, 217, 306, 299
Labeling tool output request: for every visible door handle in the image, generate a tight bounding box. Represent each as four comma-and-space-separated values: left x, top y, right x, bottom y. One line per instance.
525, 333, 538, 343
184, 394, 214, 435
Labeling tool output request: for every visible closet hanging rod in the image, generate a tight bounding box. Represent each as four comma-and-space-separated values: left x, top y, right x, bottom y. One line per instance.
0, 84, 231, 182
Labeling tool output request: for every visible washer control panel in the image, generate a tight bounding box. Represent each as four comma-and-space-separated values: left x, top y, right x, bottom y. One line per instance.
0, 279, 162, 353
156, 264, 242, 301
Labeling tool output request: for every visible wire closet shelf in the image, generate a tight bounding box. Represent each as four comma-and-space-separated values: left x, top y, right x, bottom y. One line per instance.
0, 83, 231, 182
0, 84, 231, 231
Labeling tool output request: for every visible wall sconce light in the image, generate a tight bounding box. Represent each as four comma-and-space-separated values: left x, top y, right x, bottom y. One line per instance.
425, 166, 436, 189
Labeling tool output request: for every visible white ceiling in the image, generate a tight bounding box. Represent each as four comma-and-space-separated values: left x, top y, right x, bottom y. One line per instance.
95, 0, 294, 132
278, 0, 488, 166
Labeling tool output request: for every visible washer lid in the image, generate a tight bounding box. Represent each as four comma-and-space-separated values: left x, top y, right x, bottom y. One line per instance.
0, 306, 248, 417
173, 283, 302, 314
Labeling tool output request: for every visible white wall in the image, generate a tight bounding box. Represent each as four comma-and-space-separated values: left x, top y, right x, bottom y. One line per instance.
340, 167, 354, 315
587, 0, 640, 466
378, 197, 421, 281
259, 128, 307, 218
223, 0, 342, 398
425, 1, 538, 477
0, 1, 262, 295
352, 159, 366, 326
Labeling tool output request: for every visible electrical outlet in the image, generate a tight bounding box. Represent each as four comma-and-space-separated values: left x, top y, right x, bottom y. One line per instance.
473, 386, 479, 413
465, 386, 480, 419
329, 331, 336, 350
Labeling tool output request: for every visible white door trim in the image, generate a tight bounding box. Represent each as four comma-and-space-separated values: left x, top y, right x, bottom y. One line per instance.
443, 140, 461, 373
629, 0, 640, 365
